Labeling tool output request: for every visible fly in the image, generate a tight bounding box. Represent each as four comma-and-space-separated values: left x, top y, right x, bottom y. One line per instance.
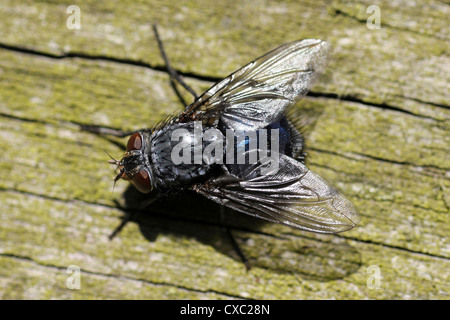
91, 25, 360, 242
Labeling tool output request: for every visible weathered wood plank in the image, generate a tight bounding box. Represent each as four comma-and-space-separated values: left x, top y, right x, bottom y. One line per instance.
0, 255, 238, 299
0, 0, 448, 299
0, 0, 448, 119
1, 187, 448, 299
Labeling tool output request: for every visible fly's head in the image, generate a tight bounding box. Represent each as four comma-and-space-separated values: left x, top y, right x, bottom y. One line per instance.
109, 132, 154, 193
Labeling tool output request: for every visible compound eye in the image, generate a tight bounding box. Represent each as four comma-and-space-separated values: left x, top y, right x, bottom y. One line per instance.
126, 133, 142, 151
131, 169, 152, 193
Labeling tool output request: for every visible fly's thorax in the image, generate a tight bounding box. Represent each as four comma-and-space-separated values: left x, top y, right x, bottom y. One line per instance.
149, 122, 223, 189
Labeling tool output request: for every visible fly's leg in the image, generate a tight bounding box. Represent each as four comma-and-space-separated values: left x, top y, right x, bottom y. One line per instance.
81, 25, 196, 137
80, 125, 153, 137
79, 125, 152, 150
152, 24, 198, 108
220, 206, 251, 271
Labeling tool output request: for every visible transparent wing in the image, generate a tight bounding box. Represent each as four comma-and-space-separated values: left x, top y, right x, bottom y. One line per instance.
182, 39, 330, 130
194, 155, 360, 233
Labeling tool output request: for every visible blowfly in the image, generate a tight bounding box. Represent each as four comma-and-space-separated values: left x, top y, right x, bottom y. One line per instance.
105, 26, 360, 235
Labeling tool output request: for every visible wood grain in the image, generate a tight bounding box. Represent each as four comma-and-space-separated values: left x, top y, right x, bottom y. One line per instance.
0, 0, 448, 299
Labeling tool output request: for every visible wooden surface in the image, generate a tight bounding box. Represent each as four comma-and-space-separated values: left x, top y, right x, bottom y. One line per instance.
0, 0, 449, 299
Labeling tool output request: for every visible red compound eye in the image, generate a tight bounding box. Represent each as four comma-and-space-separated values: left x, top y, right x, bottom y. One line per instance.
131, 169, 152, 193
126, 133, 142, 151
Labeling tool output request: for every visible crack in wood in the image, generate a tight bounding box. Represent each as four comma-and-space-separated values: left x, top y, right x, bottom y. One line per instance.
1, 187, 447, 260
330, 8, 449, 41
0, 253, 244, 299
309, 147, 450, 173
0, 42, 446, 123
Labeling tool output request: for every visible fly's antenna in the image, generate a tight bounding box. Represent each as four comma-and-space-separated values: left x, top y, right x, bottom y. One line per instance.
104, 149, 119, 165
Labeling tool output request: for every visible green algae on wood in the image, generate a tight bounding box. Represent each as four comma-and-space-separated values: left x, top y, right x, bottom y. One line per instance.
0, 0, 449, 300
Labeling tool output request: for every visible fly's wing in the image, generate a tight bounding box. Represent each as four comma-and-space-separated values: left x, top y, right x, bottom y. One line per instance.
193, 155, 360, 233
182, 39, 330, 130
